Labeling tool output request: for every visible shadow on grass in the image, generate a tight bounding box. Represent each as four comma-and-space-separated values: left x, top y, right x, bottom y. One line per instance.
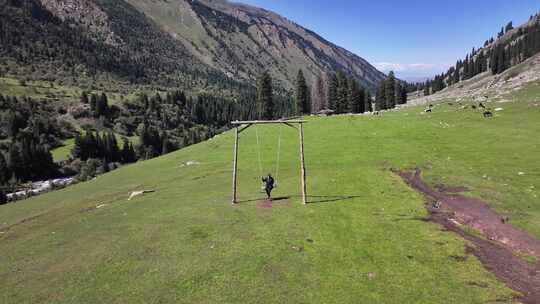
235, 196, 291, 204
235, 195, 362, 205
306, 195, 362, 204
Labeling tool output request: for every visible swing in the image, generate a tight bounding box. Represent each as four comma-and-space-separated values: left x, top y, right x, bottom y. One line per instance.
255, 124, 283, 192
230, 119, 307, 205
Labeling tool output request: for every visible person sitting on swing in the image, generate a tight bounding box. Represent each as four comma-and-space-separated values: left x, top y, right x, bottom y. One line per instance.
262, 174, 275, 200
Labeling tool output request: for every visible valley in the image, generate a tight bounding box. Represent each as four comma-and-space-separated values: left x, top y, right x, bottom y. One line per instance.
1, 1, 540, 303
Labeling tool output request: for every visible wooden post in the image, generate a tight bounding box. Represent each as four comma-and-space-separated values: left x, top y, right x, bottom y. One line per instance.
232, 126, 239, 204
299, 123, 307, 204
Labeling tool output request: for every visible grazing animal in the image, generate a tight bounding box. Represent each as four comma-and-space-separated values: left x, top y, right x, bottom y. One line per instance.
424, 108, 432, 113
471, 105, 477, 110
479, 102, 486, 109
483, 110, 493, 118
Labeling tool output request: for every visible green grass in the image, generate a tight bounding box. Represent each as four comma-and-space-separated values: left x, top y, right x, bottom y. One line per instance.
51, 138, 76, 162
0, 77, 136, 104
1, 82, 540, 303
51, 135, 140, 162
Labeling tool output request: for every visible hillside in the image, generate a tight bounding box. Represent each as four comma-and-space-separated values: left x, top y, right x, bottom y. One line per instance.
123, 0, 385, 91
1, 80, 540, 303
409, 52, 540, 106
0, 0, 385, 93
410, 13, 540, 105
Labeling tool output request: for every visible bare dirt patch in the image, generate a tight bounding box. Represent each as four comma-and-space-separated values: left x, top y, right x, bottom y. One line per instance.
257, 197, 291, 209
395, 169, 540, 304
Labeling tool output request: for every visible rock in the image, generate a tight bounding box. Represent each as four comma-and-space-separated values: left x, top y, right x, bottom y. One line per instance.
128, 190, 155, 200
180, 160, 200, 167
518, 172, 525, 176
494, 107, 503, 111
292, 246, 304, 252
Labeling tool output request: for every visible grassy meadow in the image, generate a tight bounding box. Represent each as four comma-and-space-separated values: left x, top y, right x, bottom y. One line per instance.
1, 82, 539, 303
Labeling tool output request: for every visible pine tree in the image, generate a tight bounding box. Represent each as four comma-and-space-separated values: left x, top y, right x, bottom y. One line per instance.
100, 157, 109, 173
311, 74, 326, 113
0, 153, 9, 186
161, 132, 170, 155
375, 81, 386, 111
7, 144, 24, 181
365, 92, 373, 112
505, 21, 513, 33
336, 71, 349, 113
72, 133, 83, 159
129, 143, 136, 163
257, 71, 274, 119
90, 94, 98, 114
121, 139, 132, 163
395, 83, 404, 105
327, 73, 338, 111
347, 78, 365, 113
400, 85, 408, 105
385, 71, 396, 109
423, 81, 430, 96
0, 189, 7, 205
295, 70, 309, 115
80, 92, 89, 104
95, 93, 109, 118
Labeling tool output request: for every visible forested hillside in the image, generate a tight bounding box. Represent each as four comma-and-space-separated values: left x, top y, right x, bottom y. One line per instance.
124, 0, 385, 91
414, 13, 540, 95
0, 0, 249, 94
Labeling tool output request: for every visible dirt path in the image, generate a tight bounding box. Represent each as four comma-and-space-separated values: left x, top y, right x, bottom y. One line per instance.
395, 169, 540, 304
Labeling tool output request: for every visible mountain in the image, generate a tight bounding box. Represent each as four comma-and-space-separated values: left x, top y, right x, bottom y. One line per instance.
410, 13, 540, 104
0, 0, 386, 93
1, 0, 246, 95
122, 0, 385, 91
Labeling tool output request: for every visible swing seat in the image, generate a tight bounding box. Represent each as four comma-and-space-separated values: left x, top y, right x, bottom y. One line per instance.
260, 183, 278, 191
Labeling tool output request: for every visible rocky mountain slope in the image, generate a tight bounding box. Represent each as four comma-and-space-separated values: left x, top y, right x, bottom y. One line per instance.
0, 0, 385, 93
122, 0, 385, 90
408, 53, 540, 106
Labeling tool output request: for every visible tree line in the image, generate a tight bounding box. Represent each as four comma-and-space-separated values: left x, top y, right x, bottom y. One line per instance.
286, 69, 376, 116
0, 94, 70, 197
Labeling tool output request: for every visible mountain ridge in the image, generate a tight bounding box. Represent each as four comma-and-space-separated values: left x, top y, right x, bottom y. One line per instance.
32, 0, 386, 91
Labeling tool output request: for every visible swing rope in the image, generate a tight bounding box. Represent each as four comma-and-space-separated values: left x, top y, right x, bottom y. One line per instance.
255, 124, 283, 189
255, 125, 263, 178
274, 125, 283, 184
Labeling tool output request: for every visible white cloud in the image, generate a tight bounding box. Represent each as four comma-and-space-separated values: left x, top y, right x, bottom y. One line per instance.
374, 62, 452, 73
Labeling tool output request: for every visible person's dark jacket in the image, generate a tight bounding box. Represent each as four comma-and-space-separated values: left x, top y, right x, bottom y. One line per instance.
262, 175, 274, 191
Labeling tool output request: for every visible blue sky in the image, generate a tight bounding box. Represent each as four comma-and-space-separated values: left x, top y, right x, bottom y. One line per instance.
236, 0, 539, 81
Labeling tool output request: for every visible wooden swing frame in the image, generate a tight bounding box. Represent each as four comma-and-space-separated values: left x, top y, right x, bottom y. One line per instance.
231, 119, 307, 205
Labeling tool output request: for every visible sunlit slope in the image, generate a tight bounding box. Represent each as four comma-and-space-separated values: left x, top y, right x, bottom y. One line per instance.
2, 82, 540, 303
